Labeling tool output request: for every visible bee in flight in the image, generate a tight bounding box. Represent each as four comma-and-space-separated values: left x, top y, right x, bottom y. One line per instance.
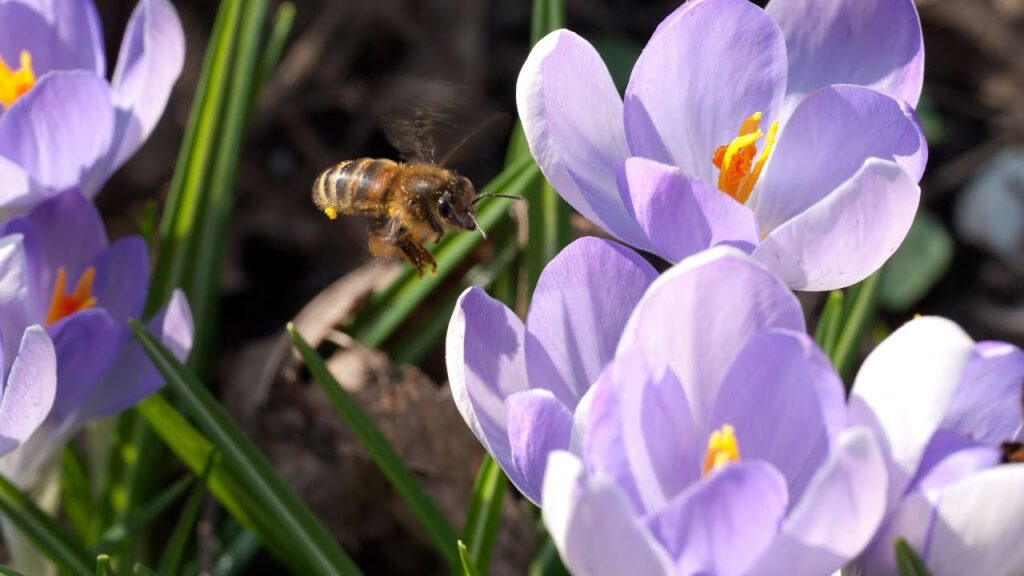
311, 102, 515, 276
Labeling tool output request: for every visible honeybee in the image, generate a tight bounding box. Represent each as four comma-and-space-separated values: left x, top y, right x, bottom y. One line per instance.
1002, 441, 1024, 464
311, 92, 514, 276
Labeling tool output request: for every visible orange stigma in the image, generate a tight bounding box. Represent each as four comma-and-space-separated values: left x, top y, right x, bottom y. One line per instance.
0, 51, 36, 110
46, 267, 98, 326
711, 112, 778, 204
702, 424, 741, 477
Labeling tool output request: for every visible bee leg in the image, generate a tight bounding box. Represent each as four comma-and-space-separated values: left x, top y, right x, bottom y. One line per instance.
381, 221, 437, 277
395, 234, 437, 277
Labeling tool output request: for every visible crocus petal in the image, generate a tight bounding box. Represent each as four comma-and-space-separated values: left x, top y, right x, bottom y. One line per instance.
623, 0, 787, 184
849, 316, 976, 500
0, 72, 115, 201
517, 30, 643, 246
505, 389, 573, 503
90, 237, 149, 324
46, 309, 120, 425
585, 351, 700, 514
748, 428, 888, 576
616, 157, 760, 261
542, 451, 673, 576
108, 0, 185, 171
0, 235, 33, 374
616, 246, 804, 435
446, 287, 530, 490
647, 462, 788, 576
77, 289, 192, 422
942, 341, 1024, 445
921, 465, 1024, 575
767, 0, 924, 116
0, 326, 56, 455
915, 440, 1000, 494
0, 0, 105, 76
0, 157, 32, 210
525, 237, 656, 405
753, 158, 920, 291
752, 84, 926, 237
1, 188, 107, 291
709, 329, 845, 502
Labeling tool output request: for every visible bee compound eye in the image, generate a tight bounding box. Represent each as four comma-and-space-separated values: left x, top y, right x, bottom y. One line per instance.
438, 192, 455, 218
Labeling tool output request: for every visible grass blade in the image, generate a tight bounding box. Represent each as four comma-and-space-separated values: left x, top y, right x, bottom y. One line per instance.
461, 456, 507, 575
831, 272, 881, 381
0, 564, 25, 576
288, 324, 461, 568
894, 538, 932, 576
813, 290, 845, 358
94, 474, 193, 552
157, 454, 217, 576
60, 446, 94, 543
188, 0, 270, 374
134, 564, 159, 576
0, 474, 92, 575
131, 322, 361, 576
457, 542, 482, 576
146, 0, 242, 316
249, 2, 296, 118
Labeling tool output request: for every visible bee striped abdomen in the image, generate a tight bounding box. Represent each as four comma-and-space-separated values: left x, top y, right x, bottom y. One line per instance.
312, 158, 399, 217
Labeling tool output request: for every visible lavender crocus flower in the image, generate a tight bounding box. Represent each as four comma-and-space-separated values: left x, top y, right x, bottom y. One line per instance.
447, 238, 888, 574
847, 317, 1024, 575
0, 0, 184, 212
0, 189, 192, 484
518, 0, 927, 291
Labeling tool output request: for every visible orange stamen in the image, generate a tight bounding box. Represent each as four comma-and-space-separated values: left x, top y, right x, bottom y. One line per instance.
711, 112, 779, 204
702, 424, 741, 477
45, 267, 98, 326
0, 51, 36, 110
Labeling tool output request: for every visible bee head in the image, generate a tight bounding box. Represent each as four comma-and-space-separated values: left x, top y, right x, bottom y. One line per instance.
437, 175, 478, 231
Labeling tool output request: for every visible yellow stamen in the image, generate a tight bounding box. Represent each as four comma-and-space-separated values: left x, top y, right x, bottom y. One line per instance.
0, 51, 36, 110
324, 207, 338, 220
702, 424, 741, 477
45, 267, 98, 326
711, 112, 779, 204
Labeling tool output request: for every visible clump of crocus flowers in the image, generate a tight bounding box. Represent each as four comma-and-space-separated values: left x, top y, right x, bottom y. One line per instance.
446, 0, 1024, 574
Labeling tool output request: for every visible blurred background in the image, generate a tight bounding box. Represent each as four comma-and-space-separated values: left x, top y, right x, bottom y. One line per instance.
88, 0, 1024, 573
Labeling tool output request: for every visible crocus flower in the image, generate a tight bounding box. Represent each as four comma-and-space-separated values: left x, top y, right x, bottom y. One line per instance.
518, 0, 927, 290
447, 238, 888, 574
0, 189, 192, 484
847, 317, 1024, 575
0, 0, 185, 212
0, 319, 56, 458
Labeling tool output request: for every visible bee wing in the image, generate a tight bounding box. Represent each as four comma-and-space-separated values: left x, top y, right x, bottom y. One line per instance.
374, 78, 509, 167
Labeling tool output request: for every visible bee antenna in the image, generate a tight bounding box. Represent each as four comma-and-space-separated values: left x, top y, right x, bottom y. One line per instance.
471, 193, 521, 205
469, 213, 487, 240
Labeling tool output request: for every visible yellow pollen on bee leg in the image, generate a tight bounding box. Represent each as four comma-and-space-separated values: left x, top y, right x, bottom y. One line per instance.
324, 207, 338, 220
702, 424, 741, 477
45, 266, 99, 326
0, 51, 36, 110
711, 112, 779, 204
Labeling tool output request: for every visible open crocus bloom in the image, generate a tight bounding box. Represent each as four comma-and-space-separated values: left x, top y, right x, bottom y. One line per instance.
448, 238, 888, 574
849, 317, 1024, 575
518, 0, 927, 291
0, 189, 192, 484
0, 0, 184, 212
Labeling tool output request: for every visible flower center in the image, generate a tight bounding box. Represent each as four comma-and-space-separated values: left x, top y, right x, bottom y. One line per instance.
0, 50, 36, 110
702, 424, 741, 477
711, 112, 778, 204
46, 267, 98, 326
